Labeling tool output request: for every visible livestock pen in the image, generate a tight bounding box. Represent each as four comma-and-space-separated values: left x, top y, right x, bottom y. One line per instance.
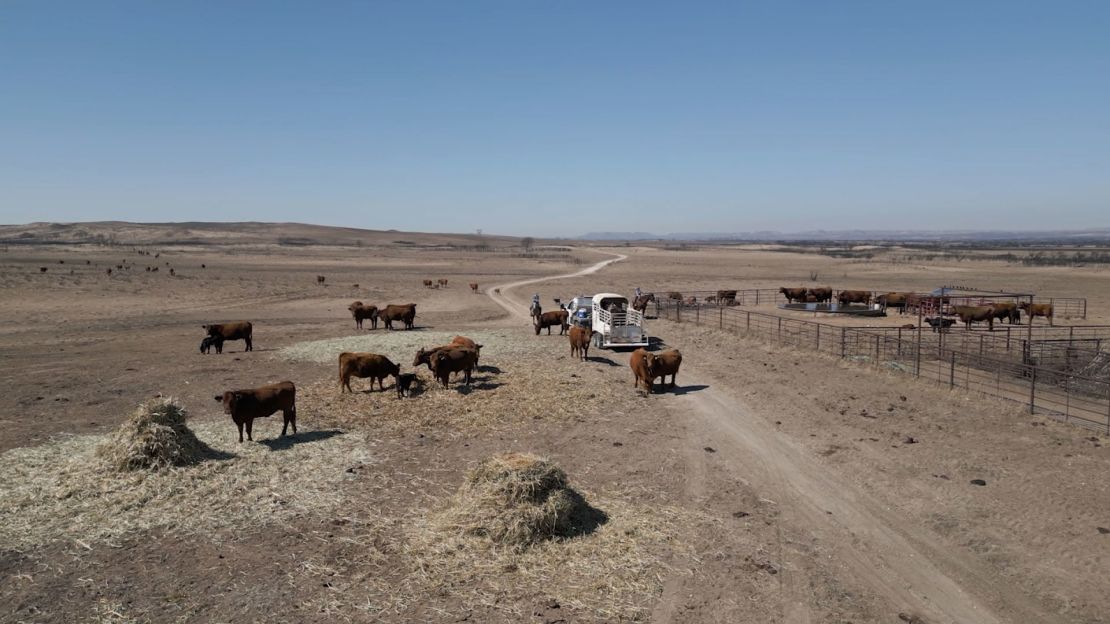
653, 301, 1110, 433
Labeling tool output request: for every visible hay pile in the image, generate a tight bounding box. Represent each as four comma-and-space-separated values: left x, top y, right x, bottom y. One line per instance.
436, 452, 589, 548
97, 397, 207, 471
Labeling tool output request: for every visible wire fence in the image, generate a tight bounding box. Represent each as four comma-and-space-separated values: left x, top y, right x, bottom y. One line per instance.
653, 301, 1110, 433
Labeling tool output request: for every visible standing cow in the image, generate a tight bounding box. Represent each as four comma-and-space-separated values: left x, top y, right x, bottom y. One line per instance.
201, 321, 253, 353
348, 301, 379, 330
379, 303, 417, 330
569, 326, 594, 361
534, 310, 569, 335
339, 352, 400, 393
214, 381, 297, 443
629, 348, 656, 393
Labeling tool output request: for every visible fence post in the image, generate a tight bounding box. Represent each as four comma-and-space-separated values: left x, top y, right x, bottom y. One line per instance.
1029, 366, 1037, 414
746, 310, 751, 330
816, 324, 821, 352
719, 307, 723, 330
675, 301, 680, 323
874, 334, 880, 361
914, 330, 921, 376
696, 305, 700, 324
949, 352, 956, 388
756, 290, 760, 305
777, 317, 782, 342
841, 328, 846, 359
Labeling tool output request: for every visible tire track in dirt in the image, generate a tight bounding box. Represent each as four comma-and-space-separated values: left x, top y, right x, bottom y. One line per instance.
663, 362, 1064, 624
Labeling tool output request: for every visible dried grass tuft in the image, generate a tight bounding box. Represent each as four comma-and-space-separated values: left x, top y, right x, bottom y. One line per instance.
435, 452, 586, 548
96, 396, 207, 471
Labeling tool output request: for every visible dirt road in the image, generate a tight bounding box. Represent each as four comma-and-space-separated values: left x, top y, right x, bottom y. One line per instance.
490, 251, 1063, 624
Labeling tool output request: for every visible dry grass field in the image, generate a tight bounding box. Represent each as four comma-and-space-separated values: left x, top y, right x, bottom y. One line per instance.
1, 224, 1109, 623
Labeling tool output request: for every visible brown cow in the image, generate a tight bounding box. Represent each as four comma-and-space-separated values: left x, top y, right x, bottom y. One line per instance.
469, 282, 479, 293
214, 381, 296, 443
569, 326, 594, 361
431, 348, 478, 388
953, 305, 996, 331
684, 296, 698, 306
667, 291, 683, 301
348, 301, 379, 330
629, 348, 656, 393
837, 290, 872, 306
379, 303, 417, 330
423, 279, 433, 288
438, 278, 448, 288
339, 352, 400, 393
876, 292, 911, 313
779, 287, 808, 304
989, 302, 1021, 325
412, 336, 482, 375
1019, 302, 1054, 325
534, 310, 569, 335
649, 349, 683, 391
316, 275, 326, 284
202, 321, 253, 353
808, 287, 833, 303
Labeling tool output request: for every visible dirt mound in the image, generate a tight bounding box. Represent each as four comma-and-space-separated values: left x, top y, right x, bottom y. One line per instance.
436, 452, 596, 548
97, 397, 208, 471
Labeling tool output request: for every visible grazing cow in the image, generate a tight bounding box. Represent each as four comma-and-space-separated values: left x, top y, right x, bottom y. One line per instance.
348, 301, 379, 330
988, 302, 1021, 325
952, 305, 996, 331
39, 267, 47, 273
202, 321, 253, 353
214, 381, 297, 443
1019, 302, 1054, 325
317, 275, 326, 284
649, 349, 683, 391
667, 291, 683, 301
808, 287, 833, 303
431, 348, 478, 388
338, 352, 400, 393
716, 290, 738, 305
629, 348, 656, 393
569, 326, 594, 361
423, 279, 433, 288
438, 279, 448, 288
199, 335, 223, 354
837, 290, 872, 306
396, 373, 418, 398
779, 287, 808, 304
379, 303, 417, 330
876, 292, 912, 313
470, 282, 479, 293
534, 310, 569, 335
925, 316, 956, 332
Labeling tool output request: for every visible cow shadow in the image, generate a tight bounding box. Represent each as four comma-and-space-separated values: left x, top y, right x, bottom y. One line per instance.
559, 490, 609, 539
455, 382, 504, 395
587, 356, 622, 367
259, 429, 344, 451
193, 443, 237, 464
477, 364, 503, 374
668, 384, 709, 396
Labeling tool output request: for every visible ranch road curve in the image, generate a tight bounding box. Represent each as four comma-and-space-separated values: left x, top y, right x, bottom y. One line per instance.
486, 250, 1055, 624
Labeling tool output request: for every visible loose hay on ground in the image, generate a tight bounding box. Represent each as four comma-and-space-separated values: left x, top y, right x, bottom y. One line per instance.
283, 329, 648, 434
0, 421, 376, 550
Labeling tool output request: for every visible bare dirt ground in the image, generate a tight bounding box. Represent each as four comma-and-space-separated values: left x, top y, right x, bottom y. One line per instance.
1, 229, 1109, 623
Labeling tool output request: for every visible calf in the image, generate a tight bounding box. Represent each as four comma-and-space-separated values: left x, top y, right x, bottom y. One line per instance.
649, 349, 683, 391
431, 348, 478, 388
339, 352, 400, 393
534, 310, 569, 335
396, 373, 418, 398
348, 301, 379, 330
199, 335, 223, 354
214, 381, 296, 443
569, 326, 594, 361
629, 348, 656, 393
202, 321, 253, 353
925, 316, 956, 332
469, 282, 479, 293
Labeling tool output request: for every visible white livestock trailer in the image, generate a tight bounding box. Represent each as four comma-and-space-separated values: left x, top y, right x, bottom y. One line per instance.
591, 293, 649, 348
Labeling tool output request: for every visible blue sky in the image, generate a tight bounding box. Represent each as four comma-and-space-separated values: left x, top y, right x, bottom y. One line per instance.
2, 2, 1108, 236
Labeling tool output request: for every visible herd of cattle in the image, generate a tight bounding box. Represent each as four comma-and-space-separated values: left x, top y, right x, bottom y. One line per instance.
203, 292, 683, 443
